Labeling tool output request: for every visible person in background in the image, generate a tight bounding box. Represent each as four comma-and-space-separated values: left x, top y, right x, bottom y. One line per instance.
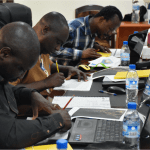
51, 6, 123, 65
10, 12, 89, 99
0, 22, 71, 149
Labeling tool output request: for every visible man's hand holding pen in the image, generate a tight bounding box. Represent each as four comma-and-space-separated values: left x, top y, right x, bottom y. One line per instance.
93, 42, 111, 53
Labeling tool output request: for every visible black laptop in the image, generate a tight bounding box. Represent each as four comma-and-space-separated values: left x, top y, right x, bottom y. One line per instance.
69, 102, 150, 144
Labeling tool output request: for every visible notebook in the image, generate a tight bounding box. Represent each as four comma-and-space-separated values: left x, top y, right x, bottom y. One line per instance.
114, 69, 150, 79
25, 143, 73, 150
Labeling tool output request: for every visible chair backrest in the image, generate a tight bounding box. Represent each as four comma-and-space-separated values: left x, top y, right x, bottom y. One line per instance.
75, 5, 103, 18
0, 3, 32, 29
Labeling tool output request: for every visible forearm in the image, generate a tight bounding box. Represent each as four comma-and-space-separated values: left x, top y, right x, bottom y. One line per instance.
15, 80, 52, 93
56, 47, 83, 61
51, 63, 71, 74
1, 113, 64, 149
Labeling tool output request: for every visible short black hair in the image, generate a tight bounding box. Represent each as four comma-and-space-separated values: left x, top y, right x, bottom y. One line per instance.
94, 6, 123, 21
40, 12, 68, 32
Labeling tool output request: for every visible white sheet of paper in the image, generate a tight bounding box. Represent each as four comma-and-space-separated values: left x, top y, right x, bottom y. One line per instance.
52, 96, 110, 108
110, 49, 121, 58
69, 107, 127, 121
141, 46, 150, 59
53, 76, 93, 91
88, 56, 121, 68
103, 75, 126, 82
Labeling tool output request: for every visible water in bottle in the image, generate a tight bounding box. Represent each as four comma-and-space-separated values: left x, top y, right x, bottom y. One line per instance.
132, 0, 140, 23
120, 41, 130, 66
140, 74, 150, 104
123, 102, 140, 150
126, 64, 138, 106
56, 139, 68, 150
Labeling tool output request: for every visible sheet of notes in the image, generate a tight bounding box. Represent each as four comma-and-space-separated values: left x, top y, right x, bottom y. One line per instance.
53, 76, 93, 91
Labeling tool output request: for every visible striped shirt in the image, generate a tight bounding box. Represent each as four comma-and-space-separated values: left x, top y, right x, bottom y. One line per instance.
52, 15, 96, 61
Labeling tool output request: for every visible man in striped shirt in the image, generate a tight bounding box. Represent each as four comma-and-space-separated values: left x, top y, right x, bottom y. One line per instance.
52, 6, 123, 65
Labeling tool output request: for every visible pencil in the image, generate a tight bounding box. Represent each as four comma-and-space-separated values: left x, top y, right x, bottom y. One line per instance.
56, 59, 59, 73
63, 95, 75, 110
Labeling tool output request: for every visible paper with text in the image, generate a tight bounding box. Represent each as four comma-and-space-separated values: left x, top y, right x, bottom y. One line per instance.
52, 96, 110, 108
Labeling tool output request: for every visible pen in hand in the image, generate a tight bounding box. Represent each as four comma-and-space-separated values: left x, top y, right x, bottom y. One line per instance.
99, 90, 117, 96
56, 59, 59, 73
63, 95, 75, 110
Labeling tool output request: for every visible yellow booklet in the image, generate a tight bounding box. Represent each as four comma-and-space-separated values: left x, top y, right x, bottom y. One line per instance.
97, 52, 111, 57
25, 143, 73, 150
114, 70, 150, 79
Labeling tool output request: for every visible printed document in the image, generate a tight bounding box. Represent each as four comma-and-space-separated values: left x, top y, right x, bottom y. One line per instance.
88, 56, 121, 68
52, 96, 110, 108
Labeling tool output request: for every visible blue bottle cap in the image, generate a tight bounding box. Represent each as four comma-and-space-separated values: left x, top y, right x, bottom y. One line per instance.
123, 41, 128, 45
134, 31, 138, 34
56, 139, 68, 149
128, 102, 137, 109
129, 64, 136, 69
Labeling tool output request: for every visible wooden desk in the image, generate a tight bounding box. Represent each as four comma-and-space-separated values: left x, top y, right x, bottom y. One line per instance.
116, 21, 150, 48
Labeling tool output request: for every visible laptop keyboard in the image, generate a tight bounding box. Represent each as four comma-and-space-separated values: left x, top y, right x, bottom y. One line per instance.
94, 119, 123, 142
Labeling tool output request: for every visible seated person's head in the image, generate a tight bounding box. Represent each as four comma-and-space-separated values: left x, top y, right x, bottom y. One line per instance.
84, 141, 130, 150
33, 12, 69, 55
91, 6, 123, 40
0, 22, 40, 82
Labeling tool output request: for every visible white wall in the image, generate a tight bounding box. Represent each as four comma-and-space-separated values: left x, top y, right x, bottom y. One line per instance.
14, 0, 145, 26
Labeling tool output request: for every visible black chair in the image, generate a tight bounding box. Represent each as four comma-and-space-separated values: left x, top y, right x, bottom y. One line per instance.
0, 3, 32, 28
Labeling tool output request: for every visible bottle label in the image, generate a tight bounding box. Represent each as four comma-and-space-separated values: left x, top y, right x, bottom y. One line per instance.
121, 53, 130, 61
126, 80, 138, 89
144, 84, 150, 96
133, 5, 140, 11
123, 123, 140, 138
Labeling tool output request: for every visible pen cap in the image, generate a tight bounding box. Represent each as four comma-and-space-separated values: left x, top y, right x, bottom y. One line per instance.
56, 139, 68, 149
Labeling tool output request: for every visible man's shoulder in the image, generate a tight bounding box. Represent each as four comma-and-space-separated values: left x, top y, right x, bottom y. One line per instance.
68, 17, 85, 31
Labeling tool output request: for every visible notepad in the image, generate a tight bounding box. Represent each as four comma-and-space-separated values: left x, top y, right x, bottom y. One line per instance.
114, 70, 150, 79
25, 143, 73, 150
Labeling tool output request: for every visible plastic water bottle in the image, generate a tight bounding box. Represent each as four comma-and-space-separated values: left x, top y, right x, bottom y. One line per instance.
120, 41, 130, 66
132, 0, 140, 23
126, 64, 138, 106
148, 3, 150, 24
123, 102, 140, 149
56, 139, 68, 150
140, 74, 150, 104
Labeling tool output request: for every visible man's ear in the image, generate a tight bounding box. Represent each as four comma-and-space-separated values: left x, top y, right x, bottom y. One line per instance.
0, 47, 11, 58
98, 16, 105, 23
41, 26, 50, 35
